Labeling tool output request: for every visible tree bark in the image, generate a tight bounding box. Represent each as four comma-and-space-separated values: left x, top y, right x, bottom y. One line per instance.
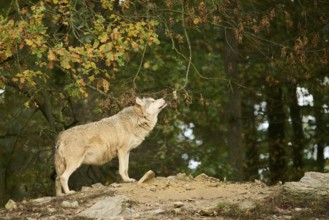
223, 0, 244, 181
242, 98, 259, 181
287, 84, 304, 179
313, 91, 325, 172
0, 168, 4, 206
266, 86, 286, 184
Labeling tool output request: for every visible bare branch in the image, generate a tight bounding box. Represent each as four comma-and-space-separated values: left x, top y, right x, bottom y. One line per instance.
179, 0, 192, 91
133, 45, 147, 89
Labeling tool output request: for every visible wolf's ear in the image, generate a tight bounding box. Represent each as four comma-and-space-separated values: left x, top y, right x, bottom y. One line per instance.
136, 97, 144, 106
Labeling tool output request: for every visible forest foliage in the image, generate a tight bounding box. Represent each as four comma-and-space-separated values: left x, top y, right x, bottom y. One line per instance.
0, 0, 328, 205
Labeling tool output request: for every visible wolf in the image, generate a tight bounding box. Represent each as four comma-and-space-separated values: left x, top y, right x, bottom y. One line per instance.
54, 97, 167, 196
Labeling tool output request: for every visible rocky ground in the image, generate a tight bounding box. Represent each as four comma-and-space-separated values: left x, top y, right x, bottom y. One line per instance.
1, 172, 328, 219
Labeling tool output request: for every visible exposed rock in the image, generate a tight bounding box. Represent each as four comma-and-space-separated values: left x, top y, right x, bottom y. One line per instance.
61, 200, 79, 208
149, 186, 157, 192
194, 173, 209, 181
166, 173, 192, 181
184, 184, 194, 190
111, 183, 122, 188
198, 207, 217, 216
151, 208, 165, 215
155, 176, 166, 181
173, 208, 182, 214
81, 186, 92, 192
138, 170, 155, 184
173, 201, 184, 208
166, 175, 176, 181
31, 197, 53, 204
195, 173, 220, 182
78, 195, 129, 219
254, 179, 266, 187
91, 182, 104, 188
176, 172, 193, 181
5, 199, 17, 210
47, 207, 56, 213
283, 172, 329, 200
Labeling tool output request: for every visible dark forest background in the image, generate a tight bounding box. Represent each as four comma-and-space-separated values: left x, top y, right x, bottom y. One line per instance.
0, 0, 328, 206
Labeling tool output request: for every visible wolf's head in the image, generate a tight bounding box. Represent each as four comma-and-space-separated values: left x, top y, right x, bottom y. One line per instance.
136, 97, 167, 118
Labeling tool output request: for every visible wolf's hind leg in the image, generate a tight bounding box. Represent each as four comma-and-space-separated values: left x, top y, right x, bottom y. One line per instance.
55, 176, 64, 196
59, 160, 81, 194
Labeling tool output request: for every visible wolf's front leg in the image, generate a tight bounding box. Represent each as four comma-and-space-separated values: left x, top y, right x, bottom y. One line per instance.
118, 150, 136, 182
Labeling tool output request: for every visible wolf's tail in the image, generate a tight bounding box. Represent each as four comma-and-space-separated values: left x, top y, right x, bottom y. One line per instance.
54, 143, 66, 177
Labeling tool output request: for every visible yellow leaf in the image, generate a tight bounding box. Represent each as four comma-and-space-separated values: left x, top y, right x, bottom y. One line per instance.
131, 41, 138, 49
143, 62, 150, 69
99, 33, 109, 43
193, 17, 200, 25
24, 101, 30, 108
25, 39, 34, 46
102, 79, 109, 93
89, 75, 95, 82
61, 57, 71, 69
20, 77, 25, 85
48, 50, 57, 61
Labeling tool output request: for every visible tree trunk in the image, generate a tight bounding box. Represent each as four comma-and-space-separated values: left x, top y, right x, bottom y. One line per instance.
0, 168, 4, 206
223, 0, 244, 181
313, 91, 325, 172
242, 98, 259, 181
287, 84, 304, 179
266, 86, 286, 184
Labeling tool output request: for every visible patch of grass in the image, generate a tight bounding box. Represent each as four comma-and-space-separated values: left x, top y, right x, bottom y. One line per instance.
215, 190, 329, 220
256, 191, 328, 220
215, 202, 257, 219
274, 192, 329, 220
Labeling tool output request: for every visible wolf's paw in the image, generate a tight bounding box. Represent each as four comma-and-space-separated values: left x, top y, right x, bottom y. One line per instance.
66, 190, 76, 194
56, 192, 65, 197
123, 178, 136, 183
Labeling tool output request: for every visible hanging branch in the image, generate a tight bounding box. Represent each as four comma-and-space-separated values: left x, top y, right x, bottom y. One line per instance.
133, 44, 147, 89
179, 0, 192, 91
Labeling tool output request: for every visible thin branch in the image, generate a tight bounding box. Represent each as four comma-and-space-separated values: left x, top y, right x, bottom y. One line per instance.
87, 84, 107, 96
179, 0, 192, 90
4, 108, 37, 192
133, 44, 147, 89
163, 18, 226, 83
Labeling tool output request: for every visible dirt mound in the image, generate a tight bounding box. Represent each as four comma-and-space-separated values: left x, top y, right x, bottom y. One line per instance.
1, 172, 328, 219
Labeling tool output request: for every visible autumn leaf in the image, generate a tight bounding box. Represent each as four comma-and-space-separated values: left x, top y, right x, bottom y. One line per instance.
48, 49, 57, 61
102, 79, 109, 93
99, 32, 109, 43
5, 49, 12, 58
25, 39, 34, 46
19, 77, 25, 85
143, 61, 150, 69
131, 41, 139, 49
60, 56, 71, 69
79, 79, 86, 86
88, 75, 95, 82
47, 61, 54, 69
193, 17, 200, 25
24, 101, 30, 108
